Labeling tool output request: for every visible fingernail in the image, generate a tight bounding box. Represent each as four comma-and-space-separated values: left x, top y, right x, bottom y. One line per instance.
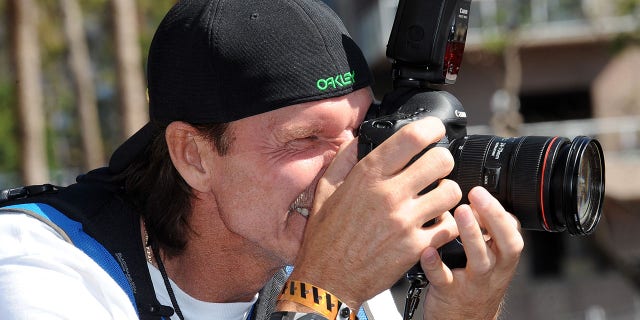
455, 206, 474, 228
424, 247, 439, 265
471, 187, 491, 208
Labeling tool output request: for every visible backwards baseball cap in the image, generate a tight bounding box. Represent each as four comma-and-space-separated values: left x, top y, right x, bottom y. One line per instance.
109, 0, 372, 173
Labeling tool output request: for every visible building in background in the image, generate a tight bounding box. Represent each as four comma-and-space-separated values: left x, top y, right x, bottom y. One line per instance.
327, 0, 640, 319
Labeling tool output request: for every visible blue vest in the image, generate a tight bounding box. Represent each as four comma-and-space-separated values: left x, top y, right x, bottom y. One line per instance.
0, 169, 174, 319
2, 203, 140, 312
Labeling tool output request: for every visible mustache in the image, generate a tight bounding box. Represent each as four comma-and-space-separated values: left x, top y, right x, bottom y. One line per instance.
289, 182, 318, 217
292, 188, 313, 208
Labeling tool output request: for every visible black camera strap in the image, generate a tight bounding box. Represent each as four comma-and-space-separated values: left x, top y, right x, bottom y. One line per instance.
403, 285, 424, 320
402, 265, 428, 320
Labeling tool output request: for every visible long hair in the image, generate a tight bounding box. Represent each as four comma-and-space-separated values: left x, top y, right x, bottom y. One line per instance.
120, 121, 232, 257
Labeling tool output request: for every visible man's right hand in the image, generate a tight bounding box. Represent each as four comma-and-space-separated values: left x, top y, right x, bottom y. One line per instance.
287, 117, 462, 309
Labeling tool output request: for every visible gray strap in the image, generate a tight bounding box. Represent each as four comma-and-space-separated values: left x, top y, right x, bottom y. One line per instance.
0, 207, 73, 243
254, 267, 288, 320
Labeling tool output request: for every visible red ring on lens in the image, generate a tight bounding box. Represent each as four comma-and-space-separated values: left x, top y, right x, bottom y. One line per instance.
539, 136, 559, 231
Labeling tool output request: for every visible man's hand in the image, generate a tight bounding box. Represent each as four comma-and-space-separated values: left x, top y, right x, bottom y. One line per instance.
421, 186, 524, 320
287, 117, 462, 309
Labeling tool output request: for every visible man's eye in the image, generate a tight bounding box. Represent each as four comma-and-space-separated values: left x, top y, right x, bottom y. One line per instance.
286, 136, 318, 150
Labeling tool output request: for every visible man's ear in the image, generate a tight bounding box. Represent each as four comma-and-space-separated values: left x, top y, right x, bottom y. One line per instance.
165, 121, 212, 193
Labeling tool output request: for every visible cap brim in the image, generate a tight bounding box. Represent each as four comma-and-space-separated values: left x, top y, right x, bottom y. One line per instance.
108, 123, 159, 174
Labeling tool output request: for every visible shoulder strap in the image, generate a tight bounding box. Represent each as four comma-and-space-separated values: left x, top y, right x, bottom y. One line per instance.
0, 206, 72, 243
0, 203, 137, 307
252, 267, 288, 320
0, 168, 171, 319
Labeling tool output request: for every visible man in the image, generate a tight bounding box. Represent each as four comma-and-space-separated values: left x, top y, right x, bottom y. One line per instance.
0, 0, 523, 319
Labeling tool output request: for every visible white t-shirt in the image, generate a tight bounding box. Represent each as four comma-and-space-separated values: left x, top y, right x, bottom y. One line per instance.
0, 212, 137, 319
148, 262, 256, 320
0, 212, 401, 320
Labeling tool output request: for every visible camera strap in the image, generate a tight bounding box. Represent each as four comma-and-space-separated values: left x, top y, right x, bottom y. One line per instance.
403, 284, 424, 320
402, 265, 429, 320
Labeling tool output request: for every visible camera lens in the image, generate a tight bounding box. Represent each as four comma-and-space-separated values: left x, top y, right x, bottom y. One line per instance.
557, 137, 605, 235
450, 135, 605, 235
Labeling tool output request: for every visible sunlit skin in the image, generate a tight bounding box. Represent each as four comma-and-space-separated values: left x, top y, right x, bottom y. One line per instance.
201, 88, 373, 266
161, 88, 374, 302
160, 86, 523, 319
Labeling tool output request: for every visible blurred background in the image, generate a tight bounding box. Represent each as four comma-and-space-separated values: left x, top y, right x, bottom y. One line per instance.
2, 0, 640, 319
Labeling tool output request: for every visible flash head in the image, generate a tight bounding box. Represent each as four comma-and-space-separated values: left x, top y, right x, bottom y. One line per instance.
386, 0, 471, 86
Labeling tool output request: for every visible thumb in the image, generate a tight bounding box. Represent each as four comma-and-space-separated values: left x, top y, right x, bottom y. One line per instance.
421, 247, 453, 287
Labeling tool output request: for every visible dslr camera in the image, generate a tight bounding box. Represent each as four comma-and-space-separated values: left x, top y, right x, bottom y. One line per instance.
357, 0, 606, 318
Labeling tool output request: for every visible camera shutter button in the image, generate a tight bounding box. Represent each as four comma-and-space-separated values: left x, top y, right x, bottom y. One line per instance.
372, 120, 394, 129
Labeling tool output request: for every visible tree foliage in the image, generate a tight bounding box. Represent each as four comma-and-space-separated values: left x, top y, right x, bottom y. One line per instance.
611, 0, 640, 52
1, 0, 176, 184
0, 81, 17, 173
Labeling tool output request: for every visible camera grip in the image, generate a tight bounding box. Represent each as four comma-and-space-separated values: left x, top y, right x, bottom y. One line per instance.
358, 89, 471, 276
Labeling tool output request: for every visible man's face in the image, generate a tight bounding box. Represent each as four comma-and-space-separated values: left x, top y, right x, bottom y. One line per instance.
205, 88, 373, 265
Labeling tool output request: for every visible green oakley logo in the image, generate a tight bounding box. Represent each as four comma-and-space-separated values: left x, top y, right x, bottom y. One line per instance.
316, 71, 355, 91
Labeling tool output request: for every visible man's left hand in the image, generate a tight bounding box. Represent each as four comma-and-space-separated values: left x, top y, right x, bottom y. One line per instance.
421, 186, 524, 320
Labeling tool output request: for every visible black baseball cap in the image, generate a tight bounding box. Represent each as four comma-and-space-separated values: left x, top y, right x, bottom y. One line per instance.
109, 0, 372, 173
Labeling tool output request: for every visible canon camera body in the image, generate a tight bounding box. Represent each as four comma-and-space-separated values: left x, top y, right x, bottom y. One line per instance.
357, 1, 606, 318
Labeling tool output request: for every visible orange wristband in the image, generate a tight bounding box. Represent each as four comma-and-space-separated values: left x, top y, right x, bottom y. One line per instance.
278, 280, 357, 320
